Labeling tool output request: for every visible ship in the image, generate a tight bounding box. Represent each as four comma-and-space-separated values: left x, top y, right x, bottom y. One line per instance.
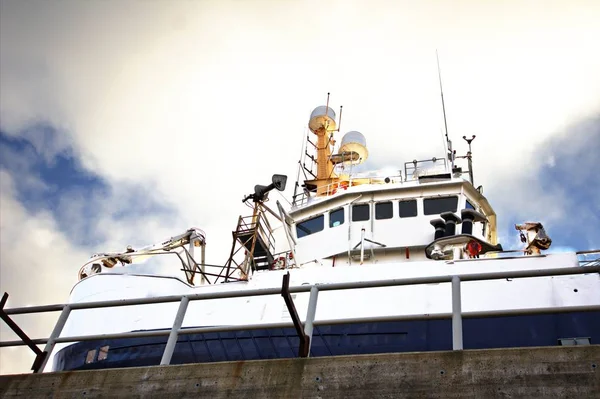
1, 94, 599, 374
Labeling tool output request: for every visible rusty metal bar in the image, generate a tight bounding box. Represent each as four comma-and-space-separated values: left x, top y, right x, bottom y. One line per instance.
281, 272, 309, 357
0, 293, 47, 371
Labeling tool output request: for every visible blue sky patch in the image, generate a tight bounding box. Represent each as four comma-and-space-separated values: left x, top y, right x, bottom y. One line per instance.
0, 128, 175, 247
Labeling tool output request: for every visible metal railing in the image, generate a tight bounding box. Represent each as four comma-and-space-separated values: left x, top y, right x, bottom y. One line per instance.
404, 156, 448, 181
1, 265, 599, 373
238, 213, 276, 254
577, 250, 600, 267
292, 175, 404, 208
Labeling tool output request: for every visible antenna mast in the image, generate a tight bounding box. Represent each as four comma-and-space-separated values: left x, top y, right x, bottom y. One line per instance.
436, 51, 454, 170
463, 135, 476, 186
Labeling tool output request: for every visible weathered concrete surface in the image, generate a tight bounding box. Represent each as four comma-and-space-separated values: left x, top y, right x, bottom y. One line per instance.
1, 346, 598, 398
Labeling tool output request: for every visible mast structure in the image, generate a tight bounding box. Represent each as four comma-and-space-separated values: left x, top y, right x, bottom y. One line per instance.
436, 52, 478, 186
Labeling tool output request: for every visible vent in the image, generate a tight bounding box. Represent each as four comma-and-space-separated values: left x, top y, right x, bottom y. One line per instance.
558, 337, 591, 346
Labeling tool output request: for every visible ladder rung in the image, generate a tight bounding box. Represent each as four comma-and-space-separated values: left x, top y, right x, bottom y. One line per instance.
305, 153, 317, 164
302, 165, 316, 179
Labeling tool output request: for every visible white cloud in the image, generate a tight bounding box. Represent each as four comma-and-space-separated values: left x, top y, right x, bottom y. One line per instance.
0, 162, 189, 373
1, 0, 600, 373
0, 170, 88, 374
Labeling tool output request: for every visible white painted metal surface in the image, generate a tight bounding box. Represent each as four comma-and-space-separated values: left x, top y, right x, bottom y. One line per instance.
45, 252, 599, 369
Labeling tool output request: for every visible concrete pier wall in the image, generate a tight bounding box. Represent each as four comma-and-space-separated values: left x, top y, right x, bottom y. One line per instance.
1, 346, 598, 398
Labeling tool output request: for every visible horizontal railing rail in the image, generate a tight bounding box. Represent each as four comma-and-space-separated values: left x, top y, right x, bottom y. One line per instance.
577, 250, 600, 267
1, 265, 599, 373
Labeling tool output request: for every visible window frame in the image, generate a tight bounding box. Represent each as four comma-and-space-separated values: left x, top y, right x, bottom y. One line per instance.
329, 207, 345, 228
375, 201, 394, 220
398, 199, 418, 218
423, 196, 459, 215
352, 203, 370, 222
295, 214, 325, 238
85, 349, 97, 364
98, 345, 110, 361
465, 199, 476, 210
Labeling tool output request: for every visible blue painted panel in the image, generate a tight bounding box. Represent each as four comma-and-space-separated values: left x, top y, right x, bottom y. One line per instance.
53, 312, 599, 371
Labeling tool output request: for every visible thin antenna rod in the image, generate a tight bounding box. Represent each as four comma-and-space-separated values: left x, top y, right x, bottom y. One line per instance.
436, 50, 454, 170
325, 92, 331, 130
437, 52, 449, 143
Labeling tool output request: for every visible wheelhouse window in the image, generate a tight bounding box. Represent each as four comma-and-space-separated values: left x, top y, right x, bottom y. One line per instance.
399, 200, 417, 218
330, 208, 344, 227
98, 345, 109, 361
85, 349, 97, 364
296, 215, 324, 238
466, 200, 475, 210
375, 202, 393, 220
423, 196, 458, 215
352, 204, 370, 221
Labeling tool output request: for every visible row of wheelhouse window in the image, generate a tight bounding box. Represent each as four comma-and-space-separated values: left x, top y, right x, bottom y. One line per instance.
296, 196, 461, 238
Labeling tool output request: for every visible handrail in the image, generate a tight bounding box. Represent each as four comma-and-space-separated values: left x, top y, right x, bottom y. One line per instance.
577, 250, 600, 267
1, 265, 598, 373
404, 156, 448, 181
6, 265, 597, 316
239, 213, 276, 253
292, 175, 404, 208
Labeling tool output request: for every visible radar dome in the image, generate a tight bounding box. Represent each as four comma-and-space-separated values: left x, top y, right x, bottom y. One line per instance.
309, 106, 337, 133
338, 131, 368, 164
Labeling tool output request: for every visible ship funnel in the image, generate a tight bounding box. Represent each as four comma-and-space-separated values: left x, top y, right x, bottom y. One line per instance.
430, 219, 446, 240
336, 131, 368, 165
440, 212, 461, 237
309, 106, 337, 133
461, 209, 487, 235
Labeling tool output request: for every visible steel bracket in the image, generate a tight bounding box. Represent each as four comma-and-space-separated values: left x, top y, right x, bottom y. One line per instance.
281, 272, 310, 357
0, 292, 48, 372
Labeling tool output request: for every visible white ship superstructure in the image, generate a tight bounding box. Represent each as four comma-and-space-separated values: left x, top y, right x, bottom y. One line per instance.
1, 95, 598, 372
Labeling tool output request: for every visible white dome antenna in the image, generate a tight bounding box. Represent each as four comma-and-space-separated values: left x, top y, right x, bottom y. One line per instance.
303, 93, 346, 197
309, 105, 337, 133
333, 131, 368, 165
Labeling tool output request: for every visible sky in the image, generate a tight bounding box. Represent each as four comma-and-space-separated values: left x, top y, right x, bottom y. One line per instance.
1, 0, 599, 374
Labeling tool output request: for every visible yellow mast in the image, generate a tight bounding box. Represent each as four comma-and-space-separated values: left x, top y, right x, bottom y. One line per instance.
307, 104, 338, 196
304, 96, 368, 197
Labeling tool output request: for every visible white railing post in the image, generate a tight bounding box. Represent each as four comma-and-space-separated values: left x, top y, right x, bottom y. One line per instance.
360, 228, 366, 264
160, 296, 189, 365
452, 275, 463, 350
36, 304, 71, 373
303, 286, 319, 356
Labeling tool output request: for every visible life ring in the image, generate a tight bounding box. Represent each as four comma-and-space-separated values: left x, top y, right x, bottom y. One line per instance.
271, 256, 286, 270
466, 240, 482, 258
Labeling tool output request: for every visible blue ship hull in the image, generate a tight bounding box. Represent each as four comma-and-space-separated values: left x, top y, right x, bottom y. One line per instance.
53, 311, 599, 371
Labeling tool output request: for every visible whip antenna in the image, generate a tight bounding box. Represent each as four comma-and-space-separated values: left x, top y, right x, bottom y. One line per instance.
436, 50, 454, 170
